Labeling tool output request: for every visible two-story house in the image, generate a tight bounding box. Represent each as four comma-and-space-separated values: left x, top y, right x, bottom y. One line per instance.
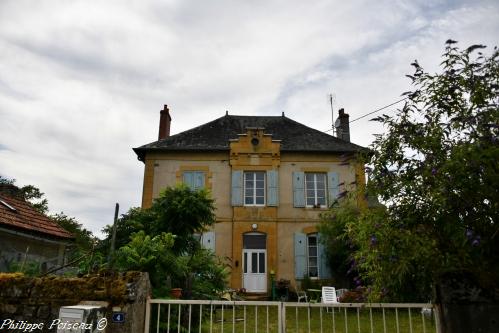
134, 105, 366, 293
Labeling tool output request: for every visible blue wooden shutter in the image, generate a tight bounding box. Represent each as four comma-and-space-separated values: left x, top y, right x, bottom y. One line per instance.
201, 231, 216, 252
267, 170, 279, 206
293, 172, 305, 207
327, 172, 339, 206
231, 170, 243, 206
317, 233, 332, 279
193, 172, 205, 190
294, 232, 307, 279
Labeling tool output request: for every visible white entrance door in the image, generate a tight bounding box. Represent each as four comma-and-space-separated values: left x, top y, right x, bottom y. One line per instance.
243, 249, 267, 292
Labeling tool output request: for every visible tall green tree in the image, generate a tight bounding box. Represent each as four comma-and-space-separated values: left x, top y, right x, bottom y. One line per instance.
149, 184, 216, 253
350, 41, 499, 301
110, 184, 216, 255
109, 184, 226, 298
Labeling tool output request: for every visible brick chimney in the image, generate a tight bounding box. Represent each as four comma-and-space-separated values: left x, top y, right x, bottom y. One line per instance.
158, 104, 171, 140
335, 108, 350, 142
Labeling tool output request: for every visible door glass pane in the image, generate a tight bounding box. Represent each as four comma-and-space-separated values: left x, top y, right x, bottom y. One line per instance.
251, 253, 258, 273
244, 252, 247, 273
259, 252, 265, 273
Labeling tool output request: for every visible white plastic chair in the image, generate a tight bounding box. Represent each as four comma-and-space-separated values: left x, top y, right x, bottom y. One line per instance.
321, 287, 339, 312
297, 290, 308, 302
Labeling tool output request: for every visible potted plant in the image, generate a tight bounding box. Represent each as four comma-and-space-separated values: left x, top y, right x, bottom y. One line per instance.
170, 287, 182, 299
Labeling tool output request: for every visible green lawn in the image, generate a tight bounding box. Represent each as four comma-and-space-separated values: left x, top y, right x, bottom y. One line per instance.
150, 304, 437, 333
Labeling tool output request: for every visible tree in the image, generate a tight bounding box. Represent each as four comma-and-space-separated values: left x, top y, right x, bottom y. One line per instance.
108, 184, 227, 298
0, 176, 48, 214
99, 207, 146, 254
51, 212, 97, 253
318, 195, 361, 289
350, 41, 499, 301
148, 185, 216, 253
110, 184, 216, 255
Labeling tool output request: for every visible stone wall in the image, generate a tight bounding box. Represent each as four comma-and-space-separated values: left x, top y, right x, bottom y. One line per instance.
436, 271, 499, 333
0, 271, 150, 333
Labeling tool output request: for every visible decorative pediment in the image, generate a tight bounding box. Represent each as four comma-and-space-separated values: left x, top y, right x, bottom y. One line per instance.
229, 128, 280, 167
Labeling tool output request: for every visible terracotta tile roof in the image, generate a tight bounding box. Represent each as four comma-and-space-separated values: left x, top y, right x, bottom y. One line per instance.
133, 115, 367, 161
0, 194, 74, 240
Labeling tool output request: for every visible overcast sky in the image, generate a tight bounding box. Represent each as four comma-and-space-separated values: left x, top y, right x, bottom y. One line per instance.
0, 0, 498, 238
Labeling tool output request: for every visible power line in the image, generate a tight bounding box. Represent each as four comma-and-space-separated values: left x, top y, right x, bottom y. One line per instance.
324, 97, 408, 133
349, 97, 408, 123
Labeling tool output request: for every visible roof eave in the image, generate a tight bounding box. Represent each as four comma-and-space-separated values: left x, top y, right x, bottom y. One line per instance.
0, 224, 75, 243
133, 147, 230, 162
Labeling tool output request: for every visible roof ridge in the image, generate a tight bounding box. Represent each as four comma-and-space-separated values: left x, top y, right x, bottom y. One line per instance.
133, 114, 367, 161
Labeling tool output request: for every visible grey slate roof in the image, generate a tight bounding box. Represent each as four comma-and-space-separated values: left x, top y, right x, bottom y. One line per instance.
133, 114, 366, 161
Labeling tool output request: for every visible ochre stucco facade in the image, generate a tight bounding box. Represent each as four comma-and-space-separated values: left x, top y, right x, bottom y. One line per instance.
139, 127, 365, 292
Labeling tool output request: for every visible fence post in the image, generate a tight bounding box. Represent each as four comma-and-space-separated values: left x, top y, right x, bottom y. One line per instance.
434, 303, 442, 333
280, 302, 285, 333
144, 297, 151, 333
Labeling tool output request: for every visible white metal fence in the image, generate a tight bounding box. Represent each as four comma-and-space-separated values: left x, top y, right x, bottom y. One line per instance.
144, 299, 439, 333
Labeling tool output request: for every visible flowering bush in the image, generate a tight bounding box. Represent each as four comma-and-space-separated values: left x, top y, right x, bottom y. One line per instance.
321, 42, 498, 302
360, 41, 499, 301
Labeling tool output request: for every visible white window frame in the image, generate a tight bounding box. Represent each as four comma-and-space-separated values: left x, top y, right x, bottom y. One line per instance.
307, 233, 319, 279
244, 171, 266, 206
305, 173, 327, 208
183, 171, 205, 191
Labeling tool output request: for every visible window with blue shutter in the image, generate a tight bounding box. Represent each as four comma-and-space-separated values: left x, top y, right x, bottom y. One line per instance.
201, 231, 216, 252
307, 234, 319, 278
231, 170, 243, 206
305, 173, 327, 208
294, 232, 307, 279
317, 233, 332, 279
244, 171, 265, 205
327, 172, 340, 206
267, 170, 278, 206
292, 172, 305, 207
183, 171, 205, 190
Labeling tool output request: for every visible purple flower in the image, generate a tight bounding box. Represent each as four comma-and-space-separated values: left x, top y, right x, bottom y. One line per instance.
431, 168, 437, 175
472, 236, 481, 247
465, 229, 473, 239
370, 235, 377, 246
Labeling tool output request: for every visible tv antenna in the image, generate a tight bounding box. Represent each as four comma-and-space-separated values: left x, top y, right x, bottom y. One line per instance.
328, 93, 336, 134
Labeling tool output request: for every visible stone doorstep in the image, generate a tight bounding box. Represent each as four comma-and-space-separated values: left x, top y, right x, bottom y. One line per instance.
243, 292, 269, 301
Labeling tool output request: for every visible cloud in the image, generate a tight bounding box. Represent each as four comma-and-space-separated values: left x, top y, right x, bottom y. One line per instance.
0, 0, 497, 237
